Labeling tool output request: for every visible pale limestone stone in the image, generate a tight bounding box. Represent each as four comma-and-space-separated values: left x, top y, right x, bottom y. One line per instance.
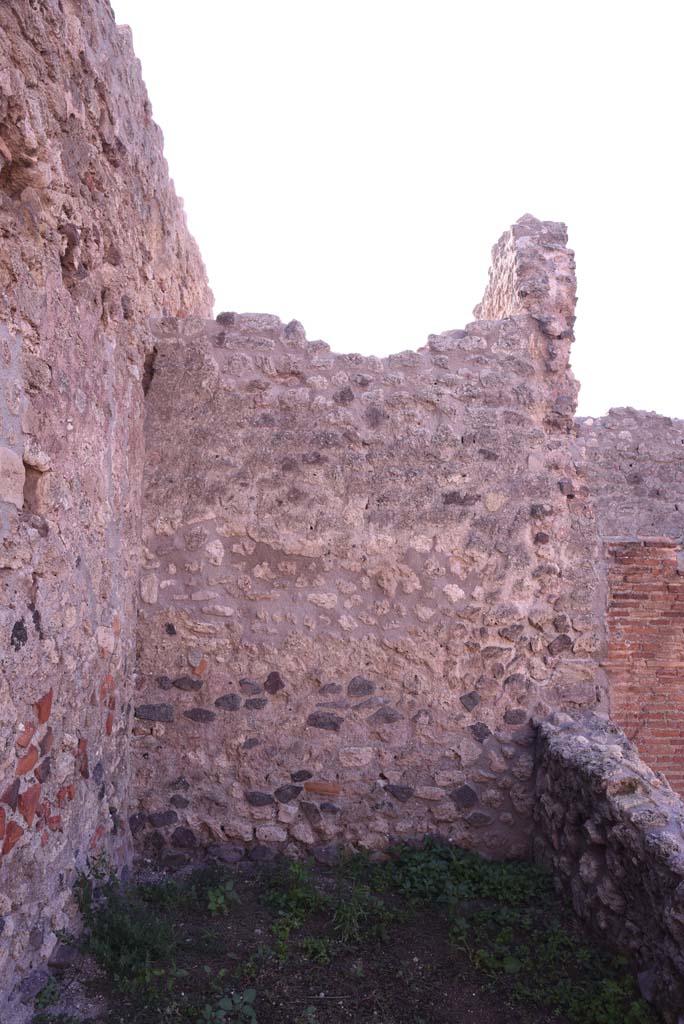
307, 592, 337, 609
205, 539, 225, 565
443, 583, 466, 603
140, 574, 159, 604
0, 446, 24, 508
339, 747, 374, 767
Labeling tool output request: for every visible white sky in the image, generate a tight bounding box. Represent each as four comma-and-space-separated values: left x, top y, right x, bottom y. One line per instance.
113, 0, 682, 417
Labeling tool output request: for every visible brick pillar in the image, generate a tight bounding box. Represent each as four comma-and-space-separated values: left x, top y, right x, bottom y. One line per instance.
604, 540, 684, 794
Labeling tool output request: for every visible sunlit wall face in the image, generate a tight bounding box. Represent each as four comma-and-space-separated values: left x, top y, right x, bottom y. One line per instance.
113, 0, 683, 418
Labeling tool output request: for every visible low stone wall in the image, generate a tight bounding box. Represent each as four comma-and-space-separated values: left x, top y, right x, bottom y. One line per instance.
534, 711, 684, 1023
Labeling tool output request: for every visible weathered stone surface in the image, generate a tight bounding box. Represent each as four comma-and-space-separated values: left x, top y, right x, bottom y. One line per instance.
215, 693, 241, 710
135, 704, 174, 723
0, 0, 210, 1012
535, 712, 684, 1022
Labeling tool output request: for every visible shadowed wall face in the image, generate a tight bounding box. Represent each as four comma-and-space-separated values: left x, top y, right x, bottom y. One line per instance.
0, 0, 211, 1014
131, 220, 601, 864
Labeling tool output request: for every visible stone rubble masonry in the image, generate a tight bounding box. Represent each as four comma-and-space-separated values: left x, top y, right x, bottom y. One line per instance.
534, 711, 684, 1024
2, 0, 684, 1018
132, 215, 602, 868
0, 0, 211, 1017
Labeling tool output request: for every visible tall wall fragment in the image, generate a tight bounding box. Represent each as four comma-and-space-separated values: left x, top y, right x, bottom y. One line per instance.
0, 1, 211, 1014
131, 217, 603, 866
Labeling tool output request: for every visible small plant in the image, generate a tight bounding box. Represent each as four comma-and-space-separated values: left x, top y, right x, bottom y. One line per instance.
34, 975, 59, 1009
261, 860, 327, 920
300, 935, 331, 965
199, 988, 257, 1023
207, 879, 240, 916
295, 1007, 319, 1024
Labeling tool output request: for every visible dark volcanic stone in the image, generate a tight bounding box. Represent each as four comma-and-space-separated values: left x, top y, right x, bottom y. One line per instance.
148, 810, 178, 828
239, 678, 262, 695
307, 711, 343, 732
320, 802, 340, 814
48, 942, 80, 970
450, 784, 478, 809
460, 691, 480, 712
386, 785, 414, 803
208, 842, 245, 863
215, 693, 241, 710
170, 794, 189, 809
467, 810, 493, 827
443, 490, 480, 506
35, 757, 51, 783
135, 703, 173, 723
504, 708, 528, 725
369, 705, 403, 725
548, 634, 573, 656
264, 671, 285, 694
243, 738, 261, 749
173, 675, 203, 691
93, 761, 104, 785
348, 676, 375, 697
165, 623, 177, 635
129, 812, 149, 834
183, 708, 216, 723
245, 790, 275, 807
470, 722, 492, 743
171, 827, 197, 848
156, 675, 173, 689
291, 770, 313, 782
312, 843, 340, 865
10, 618, 28, 651
274, 784, 302, 803
245, 698, 267, 710
249, 844, 276, 863
1, 778, 20, 810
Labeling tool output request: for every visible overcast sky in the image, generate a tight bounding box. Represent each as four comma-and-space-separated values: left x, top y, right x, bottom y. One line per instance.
113, 0, 682, 418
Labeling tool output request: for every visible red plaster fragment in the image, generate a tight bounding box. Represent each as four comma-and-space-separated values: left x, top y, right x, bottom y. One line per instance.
88, 824, 105, 850
16, 745, 39, 776
34, 690, 53, 725
76, 738, 89, 778
2, 820, 24, 855
48, 815, 63, 832
105, 711, 114, 736
16, 723, 35, 748
0, 807, 5, 840
18, 783, 42, 827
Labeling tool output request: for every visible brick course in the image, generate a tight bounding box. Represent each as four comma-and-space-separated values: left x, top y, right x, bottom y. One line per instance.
604, 541, 684, 793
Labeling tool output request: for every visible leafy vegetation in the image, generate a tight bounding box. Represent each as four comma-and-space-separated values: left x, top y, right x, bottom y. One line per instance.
32, 840, 660, 1024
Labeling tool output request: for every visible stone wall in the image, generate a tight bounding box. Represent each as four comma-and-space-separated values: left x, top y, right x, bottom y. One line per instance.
131, 217, 603, 866
534, 711, 684, 1023
0, 1, 211, 1015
